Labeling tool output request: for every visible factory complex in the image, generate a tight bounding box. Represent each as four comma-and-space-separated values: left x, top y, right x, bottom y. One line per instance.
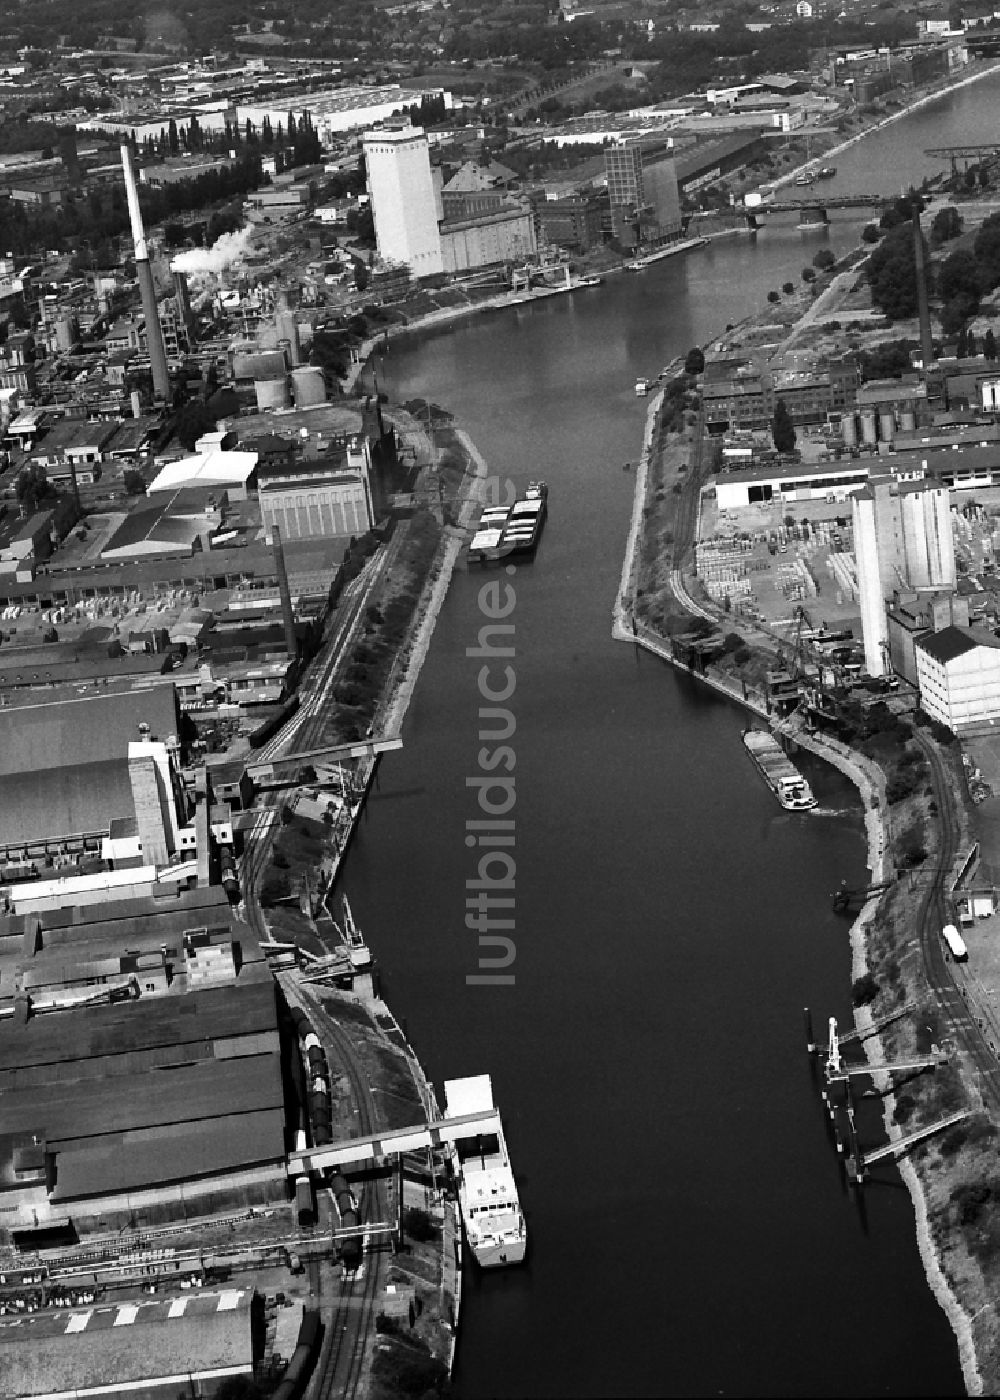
696, 243, 1000, 737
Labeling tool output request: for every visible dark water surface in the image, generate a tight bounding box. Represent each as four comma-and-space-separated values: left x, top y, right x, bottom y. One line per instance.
334, 75, 1000, 1398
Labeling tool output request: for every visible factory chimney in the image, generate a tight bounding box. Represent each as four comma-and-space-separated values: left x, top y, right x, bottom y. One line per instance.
270, 523, 298, 657
120, 143, 171, 403
912, 209, 935, 378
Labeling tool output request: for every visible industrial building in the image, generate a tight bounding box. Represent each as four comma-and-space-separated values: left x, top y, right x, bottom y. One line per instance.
915, 624, 1000, 734
852, 474, 955, 677
703, 352, 860, 435
258, 442, 379, 541
0, 683, 181, 861
0, 1288, 256, 1399
0, 953, 286, 1236
604, 138, 681, 249
363, 126, 444, 278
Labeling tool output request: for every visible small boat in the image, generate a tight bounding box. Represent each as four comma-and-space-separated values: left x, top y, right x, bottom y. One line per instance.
817, 166, 837, 180
635, 377, 650, 396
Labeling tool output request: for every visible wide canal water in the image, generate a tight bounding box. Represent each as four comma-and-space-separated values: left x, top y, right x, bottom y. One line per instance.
338, 73, 1000, 1397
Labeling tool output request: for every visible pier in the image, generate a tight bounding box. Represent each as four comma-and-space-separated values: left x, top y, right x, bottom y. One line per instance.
804, 1009, 966, 1184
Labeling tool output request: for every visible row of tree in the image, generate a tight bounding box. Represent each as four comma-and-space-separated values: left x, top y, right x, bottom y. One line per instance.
0, 152, 266, 260
868, 206, 1000, 335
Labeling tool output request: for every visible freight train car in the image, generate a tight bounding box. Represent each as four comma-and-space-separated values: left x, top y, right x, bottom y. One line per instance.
331, 1172, 363, 1272
271, 1307, 321, 1400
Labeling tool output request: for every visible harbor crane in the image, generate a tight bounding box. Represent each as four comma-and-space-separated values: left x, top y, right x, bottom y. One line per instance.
820, 1016, 948, 1084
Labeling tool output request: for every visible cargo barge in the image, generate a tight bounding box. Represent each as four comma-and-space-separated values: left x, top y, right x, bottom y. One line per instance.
742, 728, 816, 811
468, 482, 547, 564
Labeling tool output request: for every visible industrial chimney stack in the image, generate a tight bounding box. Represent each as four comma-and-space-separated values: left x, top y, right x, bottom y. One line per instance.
913, 209, 935, 380
270, 524, 298, 657
120, 143, 171, 403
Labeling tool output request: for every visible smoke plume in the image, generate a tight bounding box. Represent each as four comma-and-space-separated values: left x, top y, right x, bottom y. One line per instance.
170, 226, 255, 277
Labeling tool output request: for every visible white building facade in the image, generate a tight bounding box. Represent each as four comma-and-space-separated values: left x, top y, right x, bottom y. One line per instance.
363, 127, 443, 278
915, 627, 1000, 734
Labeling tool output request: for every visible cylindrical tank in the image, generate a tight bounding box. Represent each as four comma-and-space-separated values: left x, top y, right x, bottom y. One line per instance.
900, 409, 916, 432
276, 309, 302, 366
842, 413, 858, 448
860, 409, 878, 446
255, 377, 291, 411
879, 410, 895, 443
291, 366, 326, 407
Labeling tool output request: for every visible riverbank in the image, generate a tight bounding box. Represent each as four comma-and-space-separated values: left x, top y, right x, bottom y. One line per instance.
771, 57, 1000, 192
614, 422, 985, 1389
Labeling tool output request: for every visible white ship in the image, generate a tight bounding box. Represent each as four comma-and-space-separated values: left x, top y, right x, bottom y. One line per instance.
444, 1074, 526, 1267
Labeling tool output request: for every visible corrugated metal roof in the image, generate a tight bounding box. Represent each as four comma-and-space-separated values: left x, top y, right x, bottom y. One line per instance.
0, 1290, 252, 1397
0, 686, 179, 777
53, 1107, 286, 1198
0, 980, 277, 1073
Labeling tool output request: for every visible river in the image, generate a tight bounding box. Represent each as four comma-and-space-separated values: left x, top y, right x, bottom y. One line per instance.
338, 71, 1000, 1398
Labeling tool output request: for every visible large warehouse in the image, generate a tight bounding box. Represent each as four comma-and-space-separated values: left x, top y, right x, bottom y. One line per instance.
0, 683, 181, 858
0, 1288, 255, 1399
0, 908, 288, 1239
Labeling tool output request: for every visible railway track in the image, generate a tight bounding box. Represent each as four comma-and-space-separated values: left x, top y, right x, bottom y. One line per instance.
915, 733, 1000, 1110
303, 994, 390, 1398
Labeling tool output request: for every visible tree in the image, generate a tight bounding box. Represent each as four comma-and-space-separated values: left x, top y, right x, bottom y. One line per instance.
867, 224, 921, 319
985, 328, 998, 361
801, 267, 817, 285
767, 289, 780, 303
938, 247, 981, 308
16, 463, 52, 515
782, 280, 795, 295
174, 400, 216, 451
862, 223, 881, 244
122, 469, 146, 496
684, 346, 705, 375
974, 212, 1000, 291
812, 248, 836, 271
967, 330, 978, 357
772, 399, 796, 453
930, 205, 963, 247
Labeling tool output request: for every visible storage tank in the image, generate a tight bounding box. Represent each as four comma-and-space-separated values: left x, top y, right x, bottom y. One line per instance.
291, 366, 326, 407
900, 409, 917, 432
860, 409, 878, 446
255, 376, 291, 411
879, 410, 895, 444
842, 413, 858, 448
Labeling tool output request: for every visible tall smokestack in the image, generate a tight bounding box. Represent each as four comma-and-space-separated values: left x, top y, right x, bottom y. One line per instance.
270, 523, 297, 657
120, 143, 171, 403
913, 210, 935, 377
